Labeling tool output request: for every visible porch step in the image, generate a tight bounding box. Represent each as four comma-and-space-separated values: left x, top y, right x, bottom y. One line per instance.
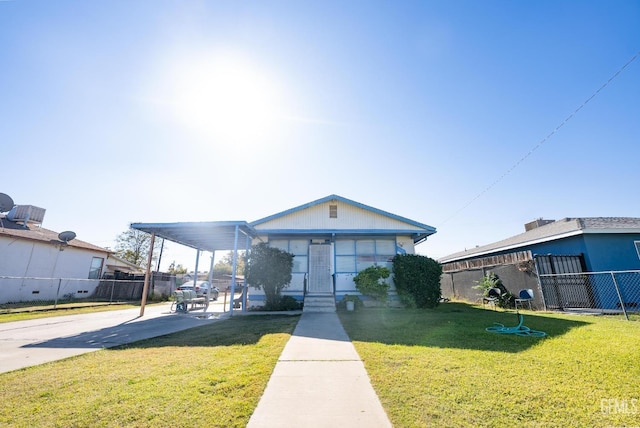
303, 295, 336, 313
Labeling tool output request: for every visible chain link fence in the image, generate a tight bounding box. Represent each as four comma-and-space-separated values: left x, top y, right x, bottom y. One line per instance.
538, 270, 640, 320
0, 273, 176, 310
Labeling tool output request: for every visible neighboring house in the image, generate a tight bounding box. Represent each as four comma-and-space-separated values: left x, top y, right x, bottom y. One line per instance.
131, 194, 437, 311
439, 217, 640, 311
104, 254, 145, 277
0, 211, 111, 303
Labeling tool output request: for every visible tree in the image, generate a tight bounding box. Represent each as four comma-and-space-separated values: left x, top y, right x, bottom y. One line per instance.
115, 228, 157, 268
168, 261, 188, 274
245, 243, 293, 309
213, 251, 246, 275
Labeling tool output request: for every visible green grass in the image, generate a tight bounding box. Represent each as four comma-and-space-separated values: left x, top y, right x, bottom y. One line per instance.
2, 303, 637, 427
338, 302, 640, 427
0, 315, 299, 427
0, 303, 150, 323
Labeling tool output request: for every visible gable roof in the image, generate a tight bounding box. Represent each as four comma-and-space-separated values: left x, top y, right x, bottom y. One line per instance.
250, 194, 436, 243
440, 217, 640, 263
0, 220, 110, 254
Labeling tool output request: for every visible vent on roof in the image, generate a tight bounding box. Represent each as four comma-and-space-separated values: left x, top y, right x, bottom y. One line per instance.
525, 218, 554, 232
7, 205, 46, 225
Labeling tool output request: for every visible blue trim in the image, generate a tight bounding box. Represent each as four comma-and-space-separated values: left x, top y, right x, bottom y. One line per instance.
259, 229, 430, 245
256, 228, 427, 235
250, 194, 436, 234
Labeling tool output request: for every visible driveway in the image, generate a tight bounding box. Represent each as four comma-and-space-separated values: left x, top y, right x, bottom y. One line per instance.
0, 302, 228, 374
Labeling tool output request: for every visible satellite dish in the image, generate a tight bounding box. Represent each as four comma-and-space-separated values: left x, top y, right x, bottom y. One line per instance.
58, 231, 77, 243
0, 193, 14, 213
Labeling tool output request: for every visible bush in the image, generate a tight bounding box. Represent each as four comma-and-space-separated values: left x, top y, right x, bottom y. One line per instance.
473, 273, 514, 308
353, 266, 391, 301
251, 296, 303, 311
392, 254, 442, 308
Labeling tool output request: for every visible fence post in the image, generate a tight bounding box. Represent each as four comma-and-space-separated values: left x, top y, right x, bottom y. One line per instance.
109, 280, 116, 305
53, 278, 62, 309
610, 272, 629, 321
533, 258, 547, 311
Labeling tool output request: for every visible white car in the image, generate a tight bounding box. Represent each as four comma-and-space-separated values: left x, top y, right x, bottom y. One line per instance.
177, 281, 219, 300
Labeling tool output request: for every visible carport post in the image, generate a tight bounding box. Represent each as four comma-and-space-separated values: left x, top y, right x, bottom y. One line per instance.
207, 251, 215, 303
140, 232, 156, 317
242, 233, 250, 312
229, 225, 239, 314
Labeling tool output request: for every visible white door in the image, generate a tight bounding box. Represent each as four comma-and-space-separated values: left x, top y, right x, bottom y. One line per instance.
308, 244, 332, 294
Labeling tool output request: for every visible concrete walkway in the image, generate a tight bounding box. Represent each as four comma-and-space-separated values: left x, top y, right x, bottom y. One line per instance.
0, 302, 228, 374
248, 312, 392, 428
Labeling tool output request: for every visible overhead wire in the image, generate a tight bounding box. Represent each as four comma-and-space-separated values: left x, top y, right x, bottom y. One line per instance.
440, 50, 640, 225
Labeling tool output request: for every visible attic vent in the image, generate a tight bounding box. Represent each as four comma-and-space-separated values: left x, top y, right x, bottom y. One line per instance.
329, 204, 337, 218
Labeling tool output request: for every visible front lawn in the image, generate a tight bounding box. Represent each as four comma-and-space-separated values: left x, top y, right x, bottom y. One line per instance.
339, 303, 640, 427
0, 315, 299, 428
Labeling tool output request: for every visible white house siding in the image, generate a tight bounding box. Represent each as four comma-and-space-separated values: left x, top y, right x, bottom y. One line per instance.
0, 236, 107, 303
254, 200, 425, 231
246, 196, 434, 308
247, 235, 418, 307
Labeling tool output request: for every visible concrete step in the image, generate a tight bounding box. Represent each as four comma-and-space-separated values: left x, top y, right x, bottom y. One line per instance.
303, 295, 336, 312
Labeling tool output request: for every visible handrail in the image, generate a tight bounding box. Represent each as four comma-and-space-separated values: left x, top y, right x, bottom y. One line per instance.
303, 273, 308, 297
332, 273, 336, 295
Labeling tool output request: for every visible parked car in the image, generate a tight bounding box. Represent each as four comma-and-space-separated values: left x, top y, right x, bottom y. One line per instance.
177, 281, 219, 300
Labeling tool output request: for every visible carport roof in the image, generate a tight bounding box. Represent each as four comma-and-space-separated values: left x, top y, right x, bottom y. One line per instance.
130, 221, 258, 252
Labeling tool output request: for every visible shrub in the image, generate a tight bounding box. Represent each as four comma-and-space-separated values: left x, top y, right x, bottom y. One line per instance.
245, 243, 294, 309
473, 272, 514, 308
353, 266, 391, 301
277, 295, 303, 311
392, 254, 442, 308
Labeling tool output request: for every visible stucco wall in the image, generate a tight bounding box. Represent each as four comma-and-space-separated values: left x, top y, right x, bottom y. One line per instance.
0, 237, 108, 303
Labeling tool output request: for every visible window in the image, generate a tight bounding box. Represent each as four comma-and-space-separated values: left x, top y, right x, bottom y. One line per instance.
336, 239, 356, 273
88, 257, 104, 279
635, 241, 640, 260
335, 238, 396, 273
329, 204, 338, 218
268, 239, 309, 273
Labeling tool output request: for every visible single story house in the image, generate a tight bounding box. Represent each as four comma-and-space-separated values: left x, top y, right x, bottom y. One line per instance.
440, 217, 640, 312
132, 194, 436, 311
0, 206, 112, 303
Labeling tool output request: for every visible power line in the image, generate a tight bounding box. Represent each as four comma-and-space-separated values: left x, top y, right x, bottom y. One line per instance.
440, 50, 640, 225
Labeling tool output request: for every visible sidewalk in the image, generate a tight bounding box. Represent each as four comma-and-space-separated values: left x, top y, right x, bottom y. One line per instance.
247, 312, 392, 428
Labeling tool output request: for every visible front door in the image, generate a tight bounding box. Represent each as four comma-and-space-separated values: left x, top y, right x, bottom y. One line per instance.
308, 244, 332, 294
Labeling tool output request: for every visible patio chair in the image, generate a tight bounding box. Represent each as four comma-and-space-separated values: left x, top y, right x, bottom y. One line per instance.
482, 287, 501, 310
514, 289, 534, 311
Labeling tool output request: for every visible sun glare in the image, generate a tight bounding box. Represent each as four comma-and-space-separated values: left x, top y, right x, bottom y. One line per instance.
161, 54, 286, 148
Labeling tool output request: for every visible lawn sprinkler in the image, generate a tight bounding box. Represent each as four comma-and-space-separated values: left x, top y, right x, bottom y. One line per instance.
485, 290, 546, 337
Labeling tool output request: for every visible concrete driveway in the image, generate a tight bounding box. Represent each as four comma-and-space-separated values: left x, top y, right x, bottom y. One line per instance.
0, 302, 228, 374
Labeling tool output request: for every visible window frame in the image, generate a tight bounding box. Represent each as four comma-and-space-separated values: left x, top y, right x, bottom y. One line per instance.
88, 257, 104, 279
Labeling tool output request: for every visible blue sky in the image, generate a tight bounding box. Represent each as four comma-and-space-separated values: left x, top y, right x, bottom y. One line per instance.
1, 1, 639, 270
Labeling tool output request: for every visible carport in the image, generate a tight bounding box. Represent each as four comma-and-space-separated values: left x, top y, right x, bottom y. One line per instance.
130, 221, 259, 315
